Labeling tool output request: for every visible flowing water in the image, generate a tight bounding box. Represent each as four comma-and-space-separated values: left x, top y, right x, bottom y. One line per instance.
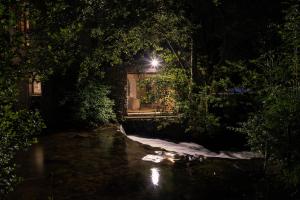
128, 135, 260, 160
8, 126, 265, 200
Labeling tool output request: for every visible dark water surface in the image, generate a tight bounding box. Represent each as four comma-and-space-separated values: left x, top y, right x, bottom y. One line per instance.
8, 126, 264, 200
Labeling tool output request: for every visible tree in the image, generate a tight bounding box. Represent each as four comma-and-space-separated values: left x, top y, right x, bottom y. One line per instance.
28, 0, 191, 125
236, 2, 300, 194
0, 1, 45, 197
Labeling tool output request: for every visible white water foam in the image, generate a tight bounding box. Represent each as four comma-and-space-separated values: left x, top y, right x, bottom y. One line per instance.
118, 125, 126, 135
127, 135, 260, 160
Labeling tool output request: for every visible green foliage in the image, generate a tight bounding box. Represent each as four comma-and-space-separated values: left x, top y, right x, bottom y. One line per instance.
180, 61, 250, 138
28, 0, 191, 123
236, 88, 300, 187
281, 3, 300, 71
138, 68, 185, 112
29, 0, 190, 77
0, 106, 45, 196
181, 87, 220, 136
82, 0, 190, 73
234, 2, 300, 192
0, 1, 45, 196
75, 82, 116, 127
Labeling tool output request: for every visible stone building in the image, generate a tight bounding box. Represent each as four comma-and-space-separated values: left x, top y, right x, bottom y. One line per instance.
108, 61, 175, 120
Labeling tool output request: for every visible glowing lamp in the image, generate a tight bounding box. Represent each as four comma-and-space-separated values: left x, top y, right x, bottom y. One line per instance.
150, 58, 160, 68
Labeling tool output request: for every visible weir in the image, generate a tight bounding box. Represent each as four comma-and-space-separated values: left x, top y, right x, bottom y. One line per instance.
120, 124, 260, 160
122, 114, 186, 141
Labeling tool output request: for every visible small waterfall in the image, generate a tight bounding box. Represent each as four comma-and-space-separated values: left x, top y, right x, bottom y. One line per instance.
120, 123, 261, 162
119, 124, 127, 135
127, 135, 261, 161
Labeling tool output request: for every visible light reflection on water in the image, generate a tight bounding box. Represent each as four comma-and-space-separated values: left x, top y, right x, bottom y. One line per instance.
34, 145, 44, 176
151, 168, 160, 186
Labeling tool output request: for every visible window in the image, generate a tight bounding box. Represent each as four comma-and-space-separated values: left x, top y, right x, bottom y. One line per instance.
29, 73, 42, 96
32, 80, 42, 96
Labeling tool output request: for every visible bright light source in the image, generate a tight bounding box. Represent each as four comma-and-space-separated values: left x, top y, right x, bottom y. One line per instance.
150, 58, 160, 68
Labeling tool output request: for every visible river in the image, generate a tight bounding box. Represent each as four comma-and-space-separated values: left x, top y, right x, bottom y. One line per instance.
8, 126, 265, 200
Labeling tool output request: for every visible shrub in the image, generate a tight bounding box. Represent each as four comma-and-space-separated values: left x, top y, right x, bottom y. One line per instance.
75, 82, 116, 127
0, 105, 45, 197
236, 88, 300, 192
